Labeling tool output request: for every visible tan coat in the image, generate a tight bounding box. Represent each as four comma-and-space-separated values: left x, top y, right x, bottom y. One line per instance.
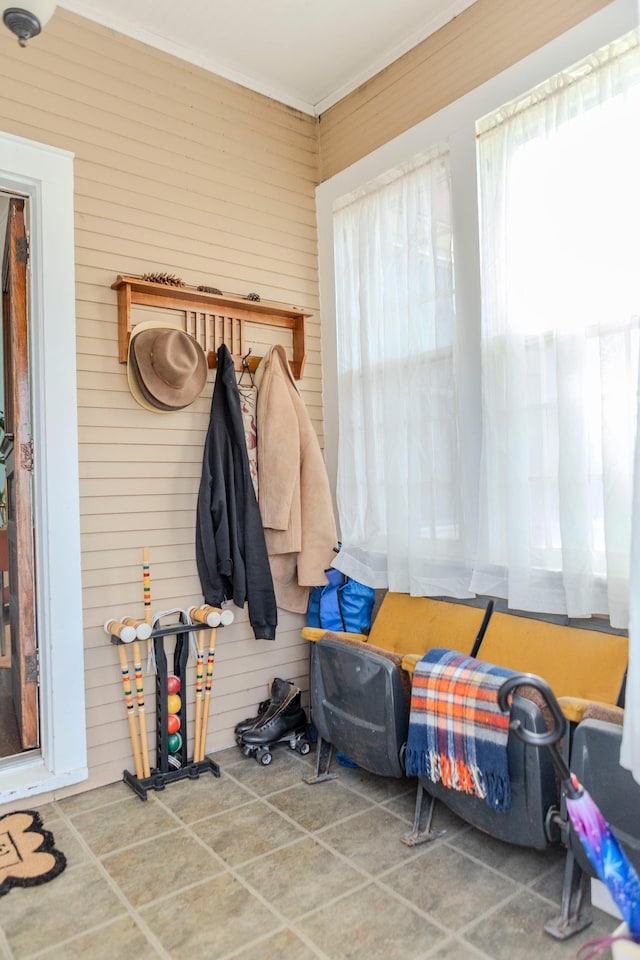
255, 345, 338, 613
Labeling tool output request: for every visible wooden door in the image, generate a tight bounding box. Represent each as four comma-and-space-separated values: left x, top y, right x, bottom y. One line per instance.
2, 197, 38, 749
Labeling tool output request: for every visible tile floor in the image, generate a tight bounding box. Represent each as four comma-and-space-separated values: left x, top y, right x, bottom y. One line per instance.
0, 745, 619, 960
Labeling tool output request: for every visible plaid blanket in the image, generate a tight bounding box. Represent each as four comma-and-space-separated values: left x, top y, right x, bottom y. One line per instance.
404, 648, 515, 812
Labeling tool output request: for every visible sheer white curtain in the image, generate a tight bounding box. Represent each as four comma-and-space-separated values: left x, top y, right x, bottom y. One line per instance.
332, 146, 474, 596
472, 30, 640, 627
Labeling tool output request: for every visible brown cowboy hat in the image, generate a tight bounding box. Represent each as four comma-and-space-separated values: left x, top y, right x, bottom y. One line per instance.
127, 320, 207, 412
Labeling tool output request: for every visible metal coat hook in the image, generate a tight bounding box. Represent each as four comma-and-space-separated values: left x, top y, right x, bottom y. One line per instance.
239, 349, 255, 386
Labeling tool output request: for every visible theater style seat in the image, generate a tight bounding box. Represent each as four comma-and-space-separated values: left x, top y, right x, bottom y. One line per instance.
303, 594, 492, 782
302, 591, 629, 939
304, 592, 626, 788
399, 610, 627, 852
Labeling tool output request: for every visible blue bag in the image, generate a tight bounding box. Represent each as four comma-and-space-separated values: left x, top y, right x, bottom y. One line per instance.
307, 567, 375, 634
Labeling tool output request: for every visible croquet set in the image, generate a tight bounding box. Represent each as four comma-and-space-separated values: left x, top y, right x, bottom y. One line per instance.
105, 603, 234, 800
104, 548, 235, 800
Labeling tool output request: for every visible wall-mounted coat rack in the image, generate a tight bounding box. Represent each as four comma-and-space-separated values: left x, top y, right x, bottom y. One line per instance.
112, 275, 310, 379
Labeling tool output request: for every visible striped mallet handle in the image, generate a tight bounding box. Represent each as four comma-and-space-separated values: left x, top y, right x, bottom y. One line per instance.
189, 606, 235, 761
193, 630, 205, 763
188, 608, 219, 761
142, 547, 152, 652
132, 640, 151, 778
142, 548, 151, 622
197, 627, 217, 762
121, 622, 152, 779
116, 643, 144, 780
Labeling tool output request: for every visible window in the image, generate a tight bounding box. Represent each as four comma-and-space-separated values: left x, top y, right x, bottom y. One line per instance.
332, 146, 474, 596
472, 29, 640, 626
323, 9, 640, 629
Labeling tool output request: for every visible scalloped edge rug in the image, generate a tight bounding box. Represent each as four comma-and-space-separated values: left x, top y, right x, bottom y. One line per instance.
0, 810, 66, 896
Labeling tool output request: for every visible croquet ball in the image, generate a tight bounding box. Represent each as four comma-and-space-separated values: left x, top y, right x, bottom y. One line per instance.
167, 714, 181, 734
168, 732, 182, 753
167, 694, 181, 715
167, 674, 181, 695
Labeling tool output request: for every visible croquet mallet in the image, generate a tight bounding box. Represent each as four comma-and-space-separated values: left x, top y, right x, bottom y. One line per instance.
188, 606, 222, 762
105, 618, 143, 780
121, 617, 153, 779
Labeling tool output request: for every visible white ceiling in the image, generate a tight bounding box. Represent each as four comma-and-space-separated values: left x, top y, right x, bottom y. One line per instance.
58, 0, 476, 115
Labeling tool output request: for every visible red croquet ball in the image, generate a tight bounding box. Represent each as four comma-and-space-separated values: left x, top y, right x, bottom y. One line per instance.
167, 674, 181, 695
167, 714, 181, 734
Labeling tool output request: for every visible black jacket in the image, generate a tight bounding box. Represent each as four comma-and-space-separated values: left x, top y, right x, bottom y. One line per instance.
196, 344, 277, 641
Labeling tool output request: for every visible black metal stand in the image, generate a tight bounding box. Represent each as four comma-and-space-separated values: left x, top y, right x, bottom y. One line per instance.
303, 734, 338, 784
112, 621, 221, 801
400, 782, 445, 846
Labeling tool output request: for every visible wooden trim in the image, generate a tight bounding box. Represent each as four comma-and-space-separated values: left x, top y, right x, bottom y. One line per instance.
113, 275, 309, 378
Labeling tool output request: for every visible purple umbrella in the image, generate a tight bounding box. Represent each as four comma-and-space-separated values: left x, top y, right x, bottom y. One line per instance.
498, 673, 640, 942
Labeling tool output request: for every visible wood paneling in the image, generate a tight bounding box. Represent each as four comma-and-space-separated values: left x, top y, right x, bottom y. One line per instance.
0, 7, 319, 794
318, 0, 615, 181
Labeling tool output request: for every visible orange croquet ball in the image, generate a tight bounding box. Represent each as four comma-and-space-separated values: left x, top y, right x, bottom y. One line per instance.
167, 674, 181, 695
167, 714, 181, 734
167, 694, 181, 715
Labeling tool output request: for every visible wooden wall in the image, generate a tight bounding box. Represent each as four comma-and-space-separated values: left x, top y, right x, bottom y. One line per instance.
318, 0, 615, 181
0, 8, 320, 792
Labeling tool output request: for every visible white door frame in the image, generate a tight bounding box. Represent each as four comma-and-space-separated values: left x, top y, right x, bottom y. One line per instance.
0, 130, 87, 803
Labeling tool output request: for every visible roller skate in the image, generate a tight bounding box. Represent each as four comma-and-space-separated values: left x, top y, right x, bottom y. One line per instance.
233, 676, 302, 738
236, 678, 310, 765
234, 697, 271, 738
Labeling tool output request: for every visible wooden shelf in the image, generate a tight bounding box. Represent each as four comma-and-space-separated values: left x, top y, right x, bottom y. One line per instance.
112, 275, 309, 379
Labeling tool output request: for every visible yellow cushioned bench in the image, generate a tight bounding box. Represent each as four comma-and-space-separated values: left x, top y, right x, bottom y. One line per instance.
302, 592, 487, 655
303, 591, 627, 722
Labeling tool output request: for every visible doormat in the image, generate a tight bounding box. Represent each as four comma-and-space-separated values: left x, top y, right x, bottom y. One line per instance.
0, 810, 66, 896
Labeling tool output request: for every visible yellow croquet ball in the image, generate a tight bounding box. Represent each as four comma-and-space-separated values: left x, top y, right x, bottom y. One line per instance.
167, 694, 181, 715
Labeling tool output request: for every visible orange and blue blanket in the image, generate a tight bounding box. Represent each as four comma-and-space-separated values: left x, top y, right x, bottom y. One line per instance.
404, 648, 514, 812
